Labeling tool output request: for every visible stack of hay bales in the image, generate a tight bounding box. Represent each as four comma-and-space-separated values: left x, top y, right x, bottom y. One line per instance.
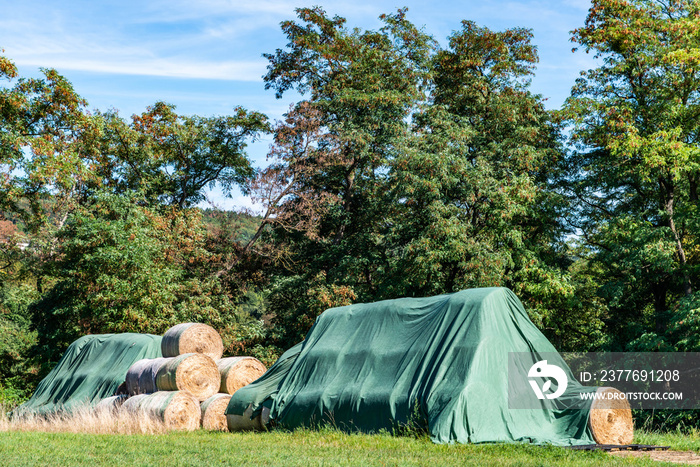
94, 323, 267, 432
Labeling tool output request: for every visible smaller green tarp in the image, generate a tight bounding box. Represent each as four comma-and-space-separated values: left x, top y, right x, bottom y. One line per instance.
16, 333, 162, 416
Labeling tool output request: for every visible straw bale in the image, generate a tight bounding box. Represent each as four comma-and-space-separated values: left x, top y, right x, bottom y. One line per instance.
94, 395, 127, 414
125, 358, 168, 395
156, 353, 219, 401
217, 356, 267, 395
120, 394, 148, 414
120, 391, 200, 431
162, 323, 223, 360
226, 402, 271, 432
201, 393, 231, 431
588, 387, 634, 445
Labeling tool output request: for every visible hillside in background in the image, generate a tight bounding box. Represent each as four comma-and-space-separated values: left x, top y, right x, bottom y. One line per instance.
200, 209, 261, 244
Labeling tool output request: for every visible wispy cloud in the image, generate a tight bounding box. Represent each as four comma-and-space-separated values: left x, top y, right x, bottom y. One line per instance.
1, 17, 268, 80
0, 0, 397, 82
2, 0, 595, 114
142, 0, 300, 20
12, 54, 267, 81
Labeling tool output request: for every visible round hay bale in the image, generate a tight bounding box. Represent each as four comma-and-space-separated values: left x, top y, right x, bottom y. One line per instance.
125, 358, 168, 396
95, 395, 127, 414
140, 391, 201, 431
122, 391, 201, 431
589, 387, 634, 445
201, 393, 231, 431
217, 357, 267, 395
161, 323, 223, 360
226, 402, 271, 432
120, 394, 148, 414
156, 353, 219, 401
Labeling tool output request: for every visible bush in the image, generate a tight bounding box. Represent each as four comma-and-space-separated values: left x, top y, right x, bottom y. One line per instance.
636, 409, 700, 433
0, 284, 39, 404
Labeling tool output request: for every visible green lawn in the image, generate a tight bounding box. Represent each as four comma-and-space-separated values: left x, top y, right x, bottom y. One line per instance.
0, 428, 690, 466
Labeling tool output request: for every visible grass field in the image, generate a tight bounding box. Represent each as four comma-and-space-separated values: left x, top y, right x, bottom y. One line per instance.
1, 407, 697, 466
1, 427, 697, 466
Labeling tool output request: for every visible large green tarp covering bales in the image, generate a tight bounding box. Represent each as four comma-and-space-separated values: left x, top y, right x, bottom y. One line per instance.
17, 333, 162, 415
227, 287, 597, 445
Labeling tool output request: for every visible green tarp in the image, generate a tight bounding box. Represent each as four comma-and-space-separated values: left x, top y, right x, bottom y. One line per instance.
227, 341, 303, 417
16, 333, 163, 415
226, 287, 597, 445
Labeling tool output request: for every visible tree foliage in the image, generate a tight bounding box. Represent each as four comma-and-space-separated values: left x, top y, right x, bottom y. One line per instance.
4, 3, 698, 416
388, 22, 557, 295
563, 0, 700, 349
250, 8, 439, 347
248, 9, 603, 349
30, 191, 253, 362
0, 51, 269, 381
0, 53, 103, 239
95, 102, 268, 208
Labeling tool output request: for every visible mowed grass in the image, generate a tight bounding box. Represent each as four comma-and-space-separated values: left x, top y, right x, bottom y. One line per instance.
0, 427, 686, 466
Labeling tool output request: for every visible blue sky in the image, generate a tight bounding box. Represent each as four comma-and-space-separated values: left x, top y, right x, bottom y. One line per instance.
1, 0, 595, 210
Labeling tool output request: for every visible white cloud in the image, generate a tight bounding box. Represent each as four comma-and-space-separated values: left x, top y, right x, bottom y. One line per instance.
12, 55, 267, 81
152, 0, 300, 18
1, 12, 268, 81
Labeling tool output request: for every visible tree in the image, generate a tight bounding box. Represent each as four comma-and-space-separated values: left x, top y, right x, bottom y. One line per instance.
0, 53, 104, 294
0, 282, 39, 404
245, 7, 436, 346
0, 52, 272, 368
30, 190, 253, 361
0, 53, 95, 231
563, 0, 700, 348
95, 101, 268, 208
261, 7, 435, 246
382, 22, 604, 349
247, 102, 337, 253
386, 22, 552, 294
1, 52, 270, 330
251, 10, 602, 349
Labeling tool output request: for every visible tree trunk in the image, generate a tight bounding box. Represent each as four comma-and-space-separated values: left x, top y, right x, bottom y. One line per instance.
660, 177, 692, 296
333, 158, 357, 245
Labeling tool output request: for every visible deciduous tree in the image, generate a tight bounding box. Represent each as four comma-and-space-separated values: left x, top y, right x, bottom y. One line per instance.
95, 102, 268, 208
563, 0, 700, 348
30, 191, 253, 361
